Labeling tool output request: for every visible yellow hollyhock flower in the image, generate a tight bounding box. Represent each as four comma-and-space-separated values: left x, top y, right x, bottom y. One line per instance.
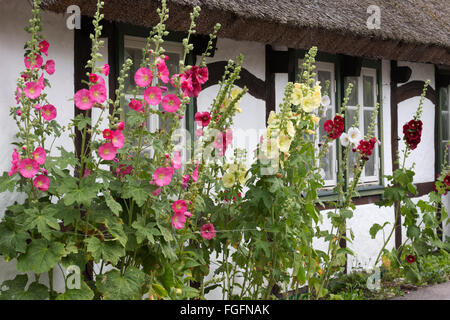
278, 133, 292, 153
286, 120, 296, 138
238, 170, 248, 185
310, 114, 320, 124
231, 87, 242, 99
291, 86, 303, 106
222, 172, 235, 188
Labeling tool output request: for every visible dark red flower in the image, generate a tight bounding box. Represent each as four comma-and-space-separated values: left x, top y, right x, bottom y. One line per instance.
406, 255, 416, 264
356, 138, 376, 157
89, 73, 99, 83
403, 119, 423, 150
103, 129, 113, 140
323, 115, 345, 140
444, 174, 450, 187
195, 111, 211, 127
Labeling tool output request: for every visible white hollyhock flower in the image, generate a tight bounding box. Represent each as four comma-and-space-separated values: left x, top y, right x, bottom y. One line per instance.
340, 132, 350, 147
321, 95, 331, 107
348, 127, 362, 145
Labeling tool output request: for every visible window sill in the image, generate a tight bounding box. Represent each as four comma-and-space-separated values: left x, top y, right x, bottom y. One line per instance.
317, 184, 384, 209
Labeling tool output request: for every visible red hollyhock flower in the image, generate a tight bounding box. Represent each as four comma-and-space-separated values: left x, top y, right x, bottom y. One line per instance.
356, 137, 376, 157
403, 119, 423, 150
103, 129, 113, 140
323, 115, 345, 140
406, 255, 416, 264
89, 73, 99, 83
194, 111, 211, 127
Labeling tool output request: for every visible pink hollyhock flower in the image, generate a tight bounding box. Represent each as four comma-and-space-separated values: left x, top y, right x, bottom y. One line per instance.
40, 168, 48, 175
45, 60, 55, 75
98, 142, 117, 161
38, 74, 45, 90
32, 147, 46, 165
83, 168, 92, 178
182, 174, 190, 189
16, 109, 22, 117
213, 129, 233, 155
34, 104, 43, 110
195, 129, 204, 137
134, 67, 153, 87
172, 199, 187, 214
33, 175, 50, 191
153, 167, 174, 187
192, 165, 199, 182
103, 128, 113, 140
157, 60, 169, 84
102, 64, 110, 76
152, 188, 162, 196
129, 99, 143, 113
160, 86, 168, 93
111, 130, 125, 149
172, 150, 182, 169
38, 40, 50, 56
89, 73, 99, 83
170, 73, 180, 88
200, 223, 216, 240
194, 112, 211, 127
24, 54, 43, 70
197, 67, 209, 84
117, 121, 125, 131
184, 211, 192, 218
161, 94, 181, 112
116, 164, 132, 177
8, 149, 20, 176
24, 82, 42, 99
74, 89, 93, 110
89, 83, 107, 104
144, 86, 162, 105
41, 104, 57, 121
15, 87, 22, 104
172, 212, 186, 230
18, 158, 39, 179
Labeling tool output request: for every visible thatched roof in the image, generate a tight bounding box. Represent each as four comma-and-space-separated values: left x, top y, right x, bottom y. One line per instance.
42, 0, 450, 65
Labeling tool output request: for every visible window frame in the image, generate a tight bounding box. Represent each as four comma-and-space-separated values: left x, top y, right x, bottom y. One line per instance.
293, 50, 384, 199
437, 77, 450, 171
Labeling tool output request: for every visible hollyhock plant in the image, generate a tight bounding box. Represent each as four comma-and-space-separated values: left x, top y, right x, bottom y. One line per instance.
195, 112, 211, 127
192, 165, 199, 182
172, 212, 186, 230
33, 175, 50, 191
324, 115, 345, 140
38, 40, 49, 56
117, 121, 125, 131
15, 87, 22, 104
103, 128, 113, 140
102, 64, 110, 76
340, 132, 350, 147
24, 82, 42, 99
200, 223, 216, 240
44, 60, 55, 75
38, 74, 45, 89
144, 86, 162, 105
41, 104, 57, 121
74, 89, 93, 110
184, 211, 192, 218
89, 83, 107, 104
18, 158, 39, 179
156, 58, 169, 83
89, 73, 99, 83
347, 127, 361, 145
16, 109, 22, 117
24, 53, 43, 69
152, 188, 162, 197
134, 67, 153, 87
406, 255, 416, 264
182, 174, 190, 189
32, 147, 46, 165
172, 150, 182, 169
116, 164, 133, 177
161, 94, 180, 112
98, 142, 117, 161
172, 199, 187, 214
111, 130, 125, 149
153, 167, 174, 187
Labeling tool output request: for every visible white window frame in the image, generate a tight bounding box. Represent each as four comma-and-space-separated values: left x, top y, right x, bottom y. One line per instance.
346, 67, 379, 185
440, 85, 450, 165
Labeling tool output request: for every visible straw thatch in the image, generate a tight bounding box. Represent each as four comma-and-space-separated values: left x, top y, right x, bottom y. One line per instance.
42, 0, 450, 65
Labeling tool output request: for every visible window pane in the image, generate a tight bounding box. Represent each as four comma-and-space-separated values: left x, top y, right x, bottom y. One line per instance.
344, 77, 358, 106
348, 150, 357, 179
363, 76, 374, 107
319, 108, 333, 140
440, 87, 448, 111
442, 111, 449, 141
318, 71, 332, 96
365, 150, 376, 177
320, 144, 334, 182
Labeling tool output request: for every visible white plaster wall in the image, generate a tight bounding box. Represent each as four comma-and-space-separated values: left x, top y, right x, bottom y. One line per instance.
0, 0, 74, 293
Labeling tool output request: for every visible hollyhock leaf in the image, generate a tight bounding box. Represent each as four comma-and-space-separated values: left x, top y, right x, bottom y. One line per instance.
0, 224, 29, 258
0, 172, 17, 193
132, 217, 158, 244
104, 192, 123, 216
61, 177, 100, 206
23, 207, 59, 240
15, 282, 50, 300
84, 237, 124, 265
55, 281, 94, 300
122, 182, 148, 207
16, 239, 65, 274
104, 218, 128, 247
96, 266, 146, 300
0, 274, 29, 299
157, 223, 173, 242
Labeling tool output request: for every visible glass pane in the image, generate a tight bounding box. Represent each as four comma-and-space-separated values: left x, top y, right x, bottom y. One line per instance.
346, 108, 357, 129
124, 47, 144, 95
363, 76, 374, 107
318, 71, 332, 96
364, 110, 376, 136
319, 107, 333, 140
365, 150, 376, 177
442, 112, 449, 140
348, 149, 357, 179
320, 144, 334, 182
440, 87, 448, 111
344, 77, 358, 106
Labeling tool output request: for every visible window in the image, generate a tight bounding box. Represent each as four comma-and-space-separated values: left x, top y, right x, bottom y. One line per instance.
296, 51, 382, 194
123, 35, 184, 132
345, 68, 379, 185
439, 84, 450, 166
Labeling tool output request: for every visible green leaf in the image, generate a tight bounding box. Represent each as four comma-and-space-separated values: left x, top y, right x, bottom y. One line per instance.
369, 222, 390, 239
60, 177, 100, 206
122, 181, 149, 207
0, 172, 17, 193
23, 207, 60, 240
151, 283, 168, 297
17, 239, 65, 274
0, 274, 29, 300
157, 224, 173, 242
105, 219, 128, 247
105, 192, 123, 216
132, 217, 158, 244
15, 282, 49, 300
97, 266, 146, 300
0, 224, 29, 259
55, 281, 94, 300
84, 237, 124, 265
